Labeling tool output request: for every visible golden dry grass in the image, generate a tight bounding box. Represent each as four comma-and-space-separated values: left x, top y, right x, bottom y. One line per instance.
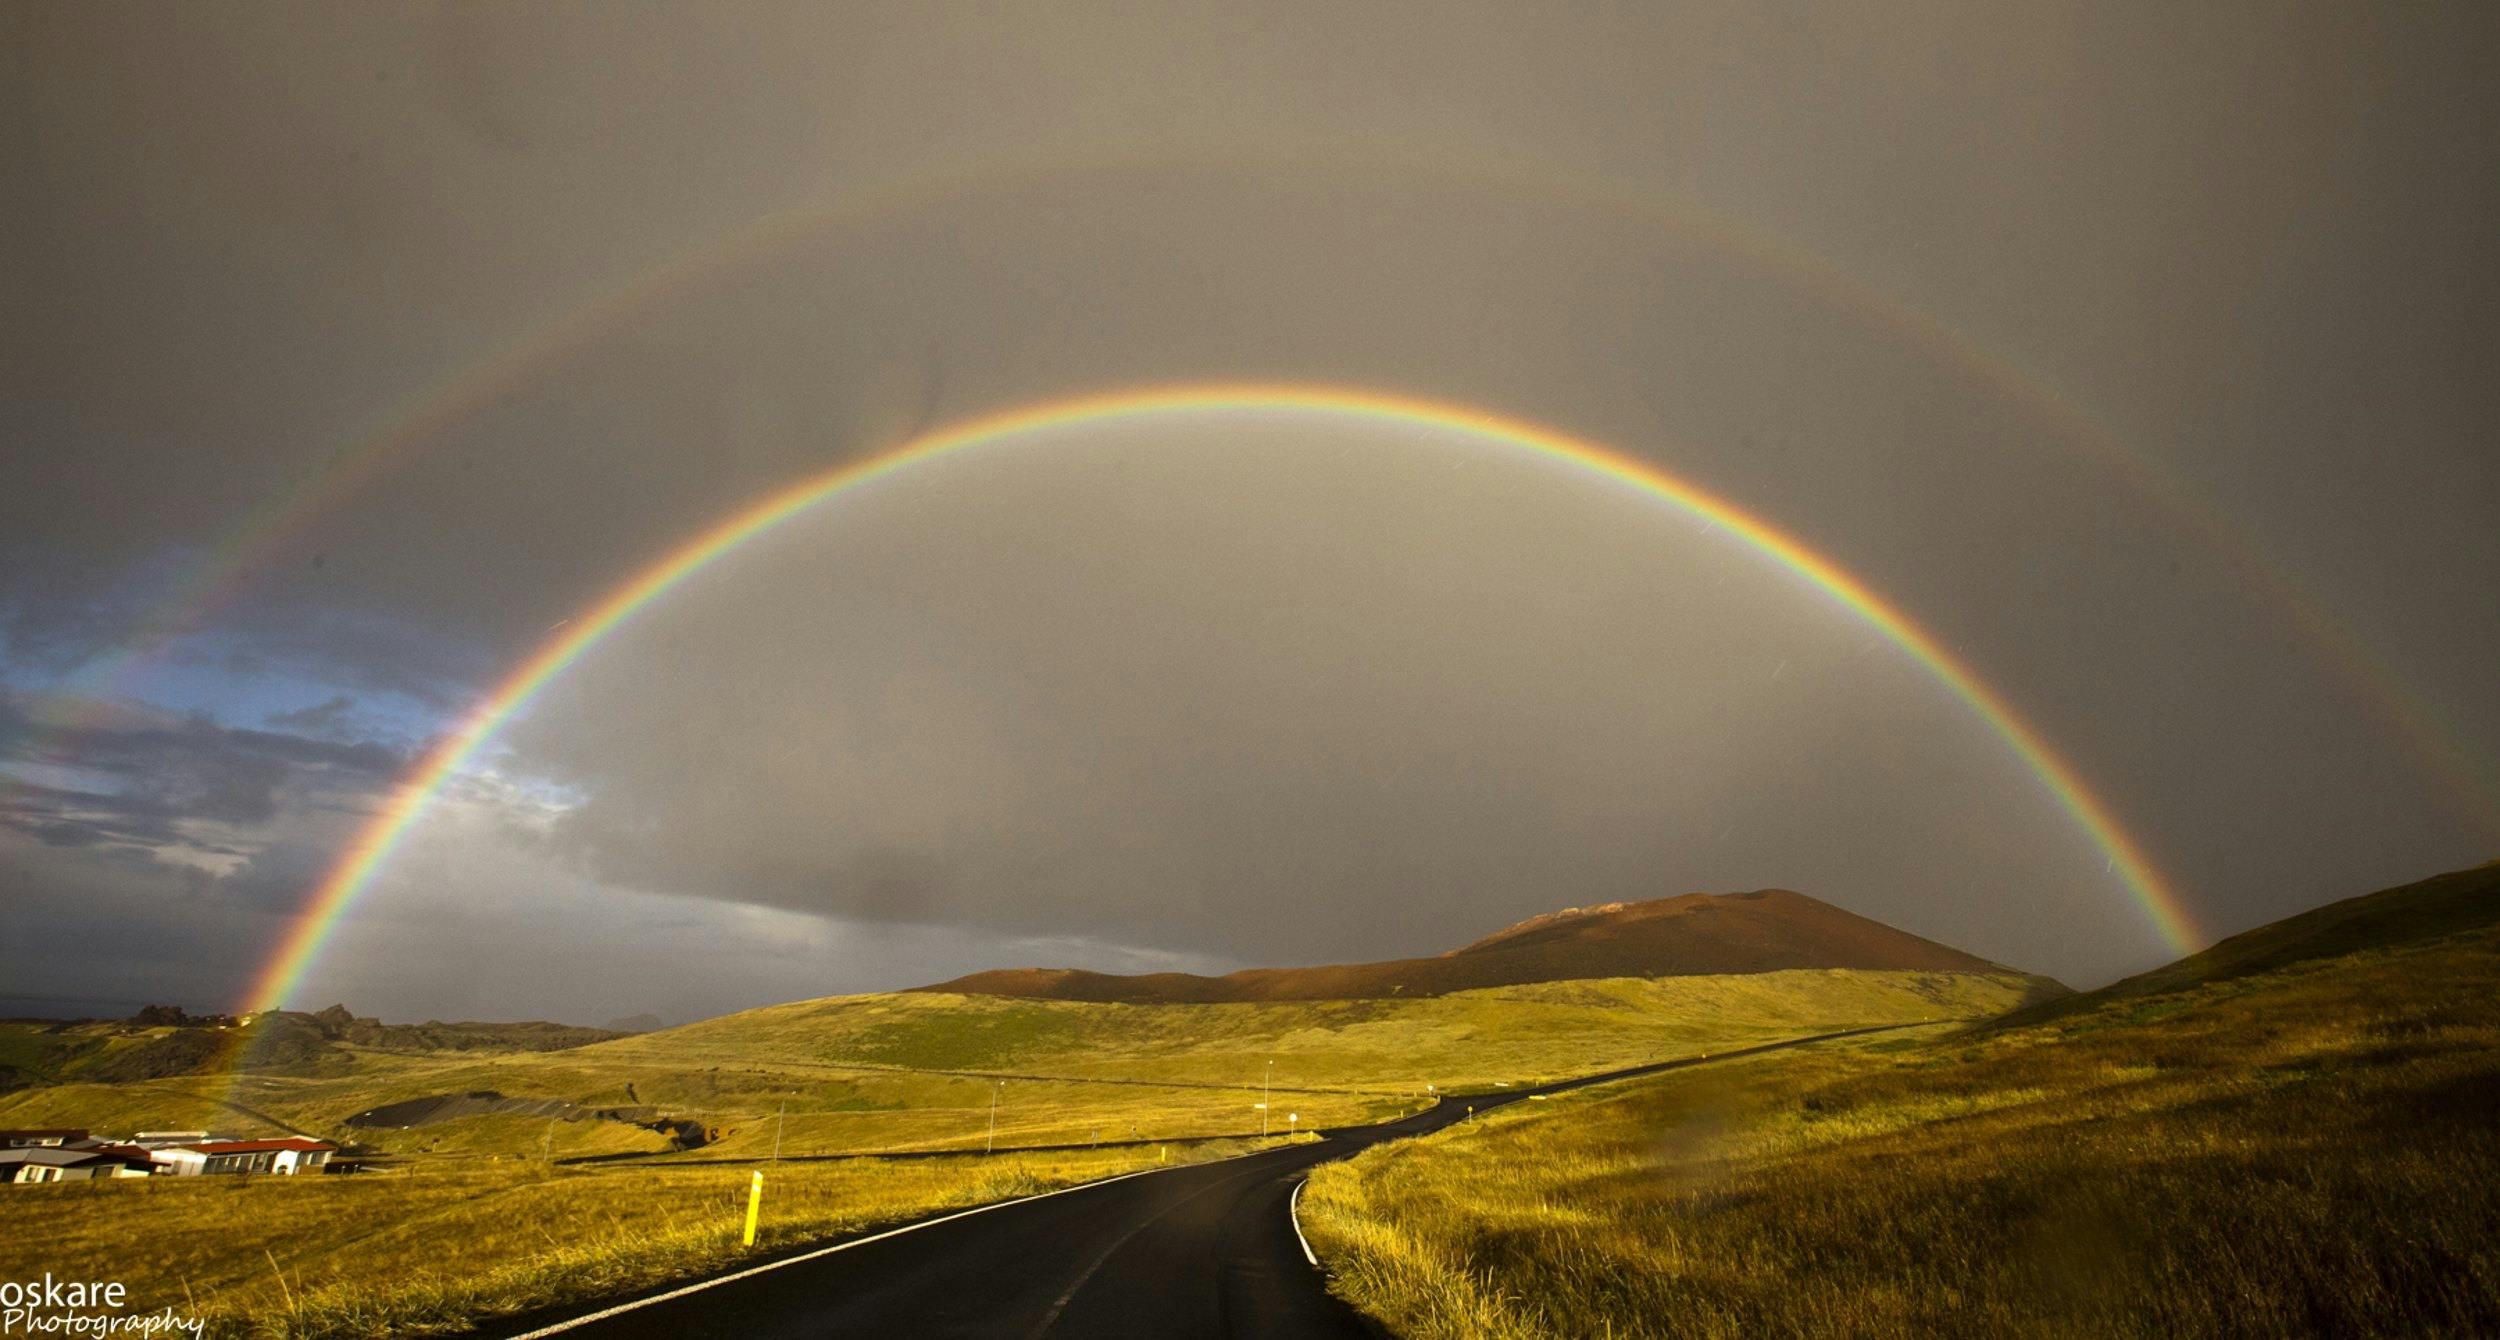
1300, 925, 2500, 1337
0, 969, 2037, 1161
0, 967, 2039, 1335
2, 1141, 1264, 1338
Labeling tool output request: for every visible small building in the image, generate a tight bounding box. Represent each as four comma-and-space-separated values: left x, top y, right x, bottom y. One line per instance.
129, 1131, 212, 1148
151, 1137, 336, 1176
0, 1129, 89, 1148
0, 1147, 150, 1183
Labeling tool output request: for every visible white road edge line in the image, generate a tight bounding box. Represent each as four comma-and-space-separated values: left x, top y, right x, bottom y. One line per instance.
1289, 1177, 1319, 1266
505, 1162, 1185, 1338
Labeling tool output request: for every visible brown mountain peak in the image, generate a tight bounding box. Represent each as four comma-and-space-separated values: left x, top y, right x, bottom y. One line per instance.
918, 887, 2030, 1005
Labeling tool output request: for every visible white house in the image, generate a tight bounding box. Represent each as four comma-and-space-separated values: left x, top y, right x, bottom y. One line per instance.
150, 1137, 336, 1176
0, 1147, 151, 1183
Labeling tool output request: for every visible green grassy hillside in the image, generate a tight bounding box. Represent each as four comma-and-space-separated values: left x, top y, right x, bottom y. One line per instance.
0, 1007, 628, 1098
1299, 861, 2500, 1337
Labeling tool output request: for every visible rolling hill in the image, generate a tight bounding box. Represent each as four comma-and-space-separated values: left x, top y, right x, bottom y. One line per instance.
1299, 856, 2500, 1337
921, 888, 2045, 1003
0, 886, 2055, 1166
1986, 857, 2500, 1031
0, 887, 2064, 1336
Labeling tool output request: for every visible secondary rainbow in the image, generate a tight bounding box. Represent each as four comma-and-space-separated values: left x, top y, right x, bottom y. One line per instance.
240, 383, 2202, 1014
19, 149, 2480, 850
31, 147, 2488, 844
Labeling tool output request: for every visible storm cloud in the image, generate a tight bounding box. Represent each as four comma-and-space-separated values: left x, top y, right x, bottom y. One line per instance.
4, 3, 2496, 1017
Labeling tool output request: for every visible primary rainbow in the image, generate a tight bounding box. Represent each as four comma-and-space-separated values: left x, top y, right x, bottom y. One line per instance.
240, 383, 2201, 1013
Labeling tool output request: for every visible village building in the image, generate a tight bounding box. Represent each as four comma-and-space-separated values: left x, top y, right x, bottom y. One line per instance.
129, 1130, 213, 1147
0, 1130, 341, 1183
149, 1137, 336, 1176
0, 1129, 90, 1148
0, 1146, 153, 1183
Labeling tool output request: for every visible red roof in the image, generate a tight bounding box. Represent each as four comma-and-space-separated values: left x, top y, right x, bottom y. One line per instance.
176, 1138, 335, 1154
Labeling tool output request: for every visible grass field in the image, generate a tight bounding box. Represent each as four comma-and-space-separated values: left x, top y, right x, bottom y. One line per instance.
4, 1139, 1275, 1339
0, 966, 2035, 1336
0, 968, 2038, 1161
1299, 865, 2500, 1337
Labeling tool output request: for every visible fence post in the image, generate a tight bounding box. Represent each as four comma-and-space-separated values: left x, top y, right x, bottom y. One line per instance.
743, 1170, 764, 1247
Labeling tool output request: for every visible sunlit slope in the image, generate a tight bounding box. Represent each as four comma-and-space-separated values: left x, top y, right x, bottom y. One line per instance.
602, 967, 2040, 1090
1991, 857, 2500, 1031
0, 969, 2042, 1160
1300, 860, 2500, 1338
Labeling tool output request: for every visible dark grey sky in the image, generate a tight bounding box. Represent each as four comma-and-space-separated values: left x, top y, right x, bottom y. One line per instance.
4, 3, 2495, 1024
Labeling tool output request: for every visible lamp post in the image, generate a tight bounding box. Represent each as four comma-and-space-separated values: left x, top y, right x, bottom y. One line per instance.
986, 1080, 1003, 1153
1262, 1060, 1273, 1137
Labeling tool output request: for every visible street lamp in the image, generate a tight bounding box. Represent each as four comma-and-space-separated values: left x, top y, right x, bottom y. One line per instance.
1263, 1060, 1273, 1137
986, 1080, 1003, 1153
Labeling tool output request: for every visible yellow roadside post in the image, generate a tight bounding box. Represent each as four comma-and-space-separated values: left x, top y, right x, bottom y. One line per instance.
743, 1170, 764, 1247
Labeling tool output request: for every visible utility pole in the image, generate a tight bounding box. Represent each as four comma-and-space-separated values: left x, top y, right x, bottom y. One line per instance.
986, 1080, 1002, 1153
772, 1099, 785, 1163
1262, 1059, 1273, 1137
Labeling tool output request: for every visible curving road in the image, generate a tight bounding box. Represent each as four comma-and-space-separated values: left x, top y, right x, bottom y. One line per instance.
491, 1024, 1914, 1339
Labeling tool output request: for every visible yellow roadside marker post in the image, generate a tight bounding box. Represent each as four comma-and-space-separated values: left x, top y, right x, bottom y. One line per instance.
743, 1170, 764, 1247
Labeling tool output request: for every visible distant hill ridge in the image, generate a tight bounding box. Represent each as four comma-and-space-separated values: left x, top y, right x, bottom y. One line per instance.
918, 888, 2040, 1004
78, 1006, 625, 1083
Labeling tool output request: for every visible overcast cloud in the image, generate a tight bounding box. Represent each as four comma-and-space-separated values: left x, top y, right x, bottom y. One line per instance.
3, 3, 2495, 1021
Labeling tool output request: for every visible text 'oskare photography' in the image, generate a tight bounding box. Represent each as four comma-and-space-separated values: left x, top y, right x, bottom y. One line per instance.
5, 6, 2496, 1338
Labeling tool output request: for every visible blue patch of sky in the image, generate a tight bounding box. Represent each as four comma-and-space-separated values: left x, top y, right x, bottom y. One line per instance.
121, 642, 447, 745
1, 622, 449, 751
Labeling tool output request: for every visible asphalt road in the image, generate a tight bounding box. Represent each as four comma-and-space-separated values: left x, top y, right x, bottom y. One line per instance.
495, 1024, 1915, 1339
